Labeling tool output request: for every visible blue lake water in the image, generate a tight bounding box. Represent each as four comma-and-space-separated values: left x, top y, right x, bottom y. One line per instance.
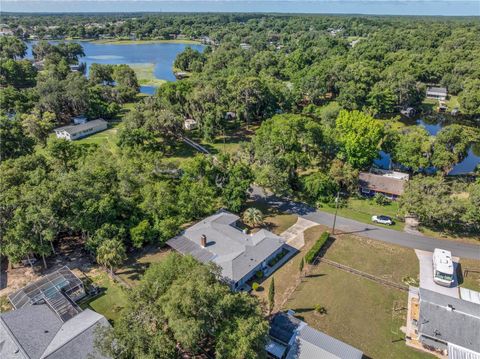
374, 118, 480, 175
26, 41, 204, 94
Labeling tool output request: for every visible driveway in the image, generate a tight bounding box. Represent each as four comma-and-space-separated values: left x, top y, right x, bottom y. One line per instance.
415, 250, 459, 298
250, 186, 480, 260
280, 217, 318, 250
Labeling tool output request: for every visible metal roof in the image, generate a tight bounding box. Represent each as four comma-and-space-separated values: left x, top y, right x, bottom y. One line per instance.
8, 267, 85, 322
54, 119, 107, 136
419, 288, 480, 353
427, 87, 447, 95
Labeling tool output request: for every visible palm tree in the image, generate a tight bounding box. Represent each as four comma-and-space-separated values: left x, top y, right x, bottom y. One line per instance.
96, 239, 127, 275
243, 208, 263, 227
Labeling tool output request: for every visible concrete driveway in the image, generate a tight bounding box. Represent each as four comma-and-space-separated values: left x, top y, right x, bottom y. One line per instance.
415, 250, 459, 298
280, 217, 318, 250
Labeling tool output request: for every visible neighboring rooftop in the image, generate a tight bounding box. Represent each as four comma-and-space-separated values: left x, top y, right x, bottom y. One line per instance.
167, 210, 285, 283
0, 305, 110, 359
359, 170, 409, 196
268, 312, 363, 359
55, 119, 107, 136
8, 266, 85, 322
419, 288, 480, 353
427, 87, 447, 95
288, 325, 364, 359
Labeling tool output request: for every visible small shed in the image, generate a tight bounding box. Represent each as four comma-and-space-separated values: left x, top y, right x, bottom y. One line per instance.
184, 118, 198, 130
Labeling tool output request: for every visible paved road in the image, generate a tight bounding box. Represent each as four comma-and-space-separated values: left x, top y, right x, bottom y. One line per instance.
250, 186, 480, 260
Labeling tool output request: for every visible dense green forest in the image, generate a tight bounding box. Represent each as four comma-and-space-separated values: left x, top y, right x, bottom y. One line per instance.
1, 13, 479, 357
1, 13, 479, 266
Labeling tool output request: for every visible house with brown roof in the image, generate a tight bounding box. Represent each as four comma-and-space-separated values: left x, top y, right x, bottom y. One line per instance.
359, 169, 409, 200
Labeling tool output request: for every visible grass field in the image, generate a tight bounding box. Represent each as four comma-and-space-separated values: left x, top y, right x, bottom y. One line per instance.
92, 39, 202, 45
318, 198, 404, 231
459, 258, 480, 292
80, 272, 129, 325
129, 63, 166, 87
75, 125, 119, 147
285, 265, 431, 359
256, 224, 428, 358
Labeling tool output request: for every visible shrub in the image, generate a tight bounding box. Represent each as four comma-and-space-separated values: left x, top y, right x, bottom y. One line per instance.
252, 282, 260, 291
373, 193, 390, 206
314, 304, 327, 315
255, 270, 264, 279
305, 231, 329, 264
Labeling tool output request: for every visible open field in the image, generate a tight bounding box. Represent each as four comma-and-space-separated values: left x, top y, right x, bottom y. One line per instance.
129, 63, 166, 87
254, 223, 428, 358
92, 39, 202, 45
80, 272, 129, 325
75, 125, 119, 147
285, 264, 431, 359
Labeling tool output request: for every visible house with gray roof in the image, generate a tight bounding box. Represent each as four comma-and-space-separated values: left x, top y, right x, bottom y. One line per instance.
167, 210, 290, 290
54, 119, 108, 141
0, 304, 110, 359
267, 311, 363, 359
426, 87, 447, 101
416, 288, 480, 358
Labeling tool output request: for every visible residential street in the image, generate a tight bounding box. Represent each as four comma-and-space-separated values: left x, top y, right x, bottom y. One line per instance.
250, 186, 480, 260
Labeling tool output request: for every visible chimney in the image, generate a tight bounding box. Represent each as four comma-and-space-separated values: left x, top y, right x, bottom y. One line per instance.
200, 234, 207, 247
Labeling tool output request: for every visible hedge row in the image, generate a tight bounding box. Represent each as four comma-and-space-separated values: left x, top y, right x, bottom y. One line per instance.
305, 231, 330, 264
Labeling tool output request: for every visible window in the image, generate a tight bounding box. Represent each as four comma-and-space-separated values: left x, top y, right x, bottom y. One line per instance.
435, 271, 453, 282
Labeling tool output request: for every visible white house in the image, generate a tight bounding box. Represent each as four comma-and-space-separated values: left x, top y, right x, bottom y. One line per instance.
426, 87, 447, 101
54, 119, 108, 141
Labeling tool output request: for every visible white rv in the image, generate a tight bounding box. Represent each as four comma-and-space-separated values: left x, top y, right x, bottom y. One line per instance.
432, 248, 454, 287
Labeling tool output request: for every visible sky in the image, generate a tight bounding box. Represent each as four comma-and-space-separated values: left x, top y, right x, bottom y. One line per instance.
1, 0, 479, 15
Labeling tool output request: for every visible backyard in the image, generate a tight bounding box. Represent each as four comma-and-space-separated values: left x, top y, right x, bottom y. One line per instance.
254, 225, 431, 358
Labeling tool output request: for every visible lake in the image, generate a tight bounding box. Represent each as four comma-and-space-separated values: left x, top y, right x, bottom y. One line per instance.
26, 41, 204, 94
374, 118, 480, 175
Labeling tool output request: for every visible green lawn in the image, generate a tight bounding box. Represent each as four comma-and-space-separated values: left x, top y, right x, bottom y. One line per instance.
285, 265, 431, 359
256, 224, 428, 358
129, 63, 166, 87
75, 125, 119, 147
80, 272, 129, 325
318, 198, 404, 231
116, 246, 171, 287
92, 39, 202, 45
245, 199, 298, 235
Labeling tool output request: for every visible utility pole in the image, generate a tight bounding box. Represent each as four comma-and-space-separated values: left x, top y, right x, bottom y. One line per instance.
332, 191, 340, 235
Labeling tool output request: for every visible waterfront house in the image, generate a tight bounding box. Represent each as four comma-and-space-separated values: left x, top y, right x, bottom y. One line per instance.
426, 87, 447, 101
359, 169, 409, 200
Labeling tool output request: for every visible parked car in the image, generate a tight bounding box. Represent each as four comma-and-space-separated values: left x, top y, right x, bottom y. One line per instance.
371, 215, 394, 225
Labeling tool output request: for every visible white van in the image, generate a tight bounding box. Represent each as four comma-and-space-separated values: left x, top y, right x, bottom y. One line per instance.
432, 248, 454, 287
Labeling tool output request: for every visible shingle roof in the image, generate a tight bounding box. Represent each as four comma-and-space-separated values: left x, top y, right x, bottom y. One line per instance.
419, 288, 480, 352
359, 171, 407, 196
167, 210, 285, 283
0, 305, 110, 359
269, 312, 304, 345
54, 119, 107, 136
